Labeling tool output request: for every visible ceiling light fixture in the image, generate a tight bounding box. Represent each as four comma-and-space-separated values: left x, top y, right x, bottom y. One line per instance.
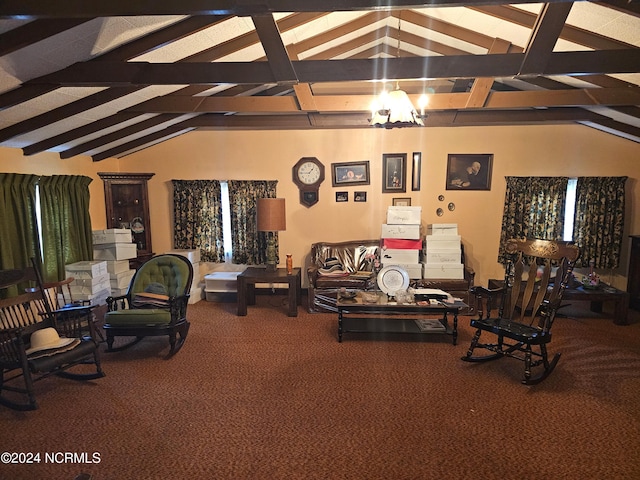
370, 15, 428, 129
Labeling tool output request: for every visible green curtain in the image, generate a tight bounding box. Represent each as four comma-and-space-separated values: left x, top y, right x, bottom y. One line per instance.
172, 180, 224, 263
0, 173, 40, 296
573, 176, 627, 269
227, 180, 278, 265
38, 175, 93, 282
499, 176, 568, 263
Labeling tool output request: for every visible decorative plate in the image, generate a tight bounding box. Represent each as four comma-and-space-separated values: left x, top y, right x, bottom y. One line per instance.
377, 265, 410, 295
130, 216, 145, 234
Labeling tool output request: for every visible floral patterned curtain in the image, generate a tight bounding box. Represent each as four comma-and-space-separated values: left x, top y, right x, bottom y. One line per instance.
172, 180, 224, 263
572, 176, 627, 269
227, 180, 278, 265
499, 176, 569, 263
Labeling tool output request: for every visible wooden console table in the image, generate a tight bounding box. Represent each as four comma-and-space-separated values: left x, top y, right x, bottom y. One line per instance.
488, 279, 629, 325
237, 267, 301, 317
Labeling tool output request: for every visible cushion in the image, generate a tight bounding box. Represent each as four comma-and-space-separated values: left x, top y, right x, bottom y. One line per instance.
105, 309, 172, 326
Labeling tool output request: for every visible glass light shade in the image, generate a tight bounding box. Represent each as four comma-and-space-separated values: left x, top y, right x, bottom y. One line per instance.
370, 88, 425, 129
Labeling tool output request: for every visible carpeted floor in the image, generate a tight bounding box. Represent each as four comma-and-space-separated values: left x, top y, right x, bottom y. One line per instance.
1, 295, 639, 480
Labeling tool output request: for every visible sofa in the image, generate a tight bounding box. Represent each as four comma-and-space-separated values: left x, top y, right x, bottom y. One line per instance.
307, 239, 380, 313
308, 239, 476, 314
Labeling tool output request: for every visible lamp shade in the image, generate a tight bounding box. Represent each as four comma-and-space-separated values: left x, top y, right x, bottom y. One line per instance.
370, 88, 425, 129
257, 198, 286, 232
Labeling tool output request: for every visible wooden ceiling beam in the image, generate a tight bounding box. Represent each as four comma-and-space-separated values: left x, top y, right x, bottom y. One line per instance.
0, 1, 579, 18
251, 14, 298, 85
29, 49, 640, 87
0, 18, 93, 56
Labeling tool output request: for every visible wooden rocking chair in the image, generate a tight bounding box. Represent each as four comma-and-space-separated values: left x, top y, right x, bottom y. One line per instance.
461, 238, 580, 385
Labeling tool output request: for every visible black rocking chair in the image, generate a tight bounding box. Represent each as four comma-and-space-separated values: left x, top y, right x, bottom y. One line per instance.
461, 238, 580, 385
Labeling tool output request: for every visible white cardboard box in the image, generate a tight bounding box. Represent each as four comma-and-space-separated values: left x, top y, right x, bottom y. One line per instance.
204, 272, 241, 291
105, 260, 131, 274
72, 288, 111, 306
427, 223, 459, 236
65, 260, 108, 279
92, 228, 132, 245
425, 234, 461, 250
165, 249, 201, 264
425, 249, 461, 264
386, 206, 422, 225
382, 263, 423, 279
381, 224, 422, 239
110, 287, 128, 297
110, 269, 135, 289
70, 278, 111, 296
69, 273, 110, 288
381, 248, 420, 264
93, 243, 137, 261
423, 264, 464, 279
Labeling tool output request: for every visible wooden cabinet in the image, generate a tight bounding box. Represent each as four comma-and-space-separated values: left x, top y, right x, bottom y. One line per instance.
629, 235, 640, 311
98, 172, 155, 268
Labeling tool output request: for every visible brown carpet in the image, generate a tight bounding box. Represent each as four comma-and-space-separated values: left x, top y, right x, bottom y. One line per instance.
2, 295, 640, 480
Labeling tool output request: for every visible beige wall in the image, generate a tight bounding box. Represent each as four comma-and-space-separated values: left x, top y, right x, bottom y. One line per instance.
1, 124, 638, 289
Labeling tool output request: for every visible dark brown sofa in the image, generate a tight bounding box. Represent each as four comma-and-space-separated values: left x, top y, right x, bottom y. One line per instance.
307, 239, 380, 313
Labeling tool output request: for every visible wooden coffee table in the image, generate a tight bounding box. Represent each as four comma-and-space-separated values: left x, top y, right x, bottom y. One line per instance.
336, 292, 466, 344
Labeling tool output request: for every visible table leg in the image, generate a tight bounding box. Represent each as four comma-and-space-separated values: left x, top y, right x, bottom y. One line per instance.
237, 278, 247, 316
614, 294, 630, 325
287, 277, 298, 317
338, 310, 343, 342
452, 312, 458, 345
247, 284, 256, 305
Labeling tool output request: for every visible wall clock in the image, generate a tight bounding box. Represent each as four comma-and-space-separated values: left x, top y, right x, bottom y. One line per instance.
292, 157, 325, 207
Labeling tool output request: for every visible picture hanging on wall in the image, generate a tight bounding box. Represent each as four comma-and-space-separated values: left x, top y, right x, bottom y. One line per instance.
382, 153, 407, 193
336, 191, 348, 202
411, 152, 421, 191
446, 153, 493, 191
331, 161, 370, 187
354, 192, 367, 202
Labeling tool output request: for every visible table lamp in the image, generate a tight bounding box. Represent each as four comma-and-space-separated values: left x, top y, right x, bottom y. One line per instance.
257, 198, 286, 271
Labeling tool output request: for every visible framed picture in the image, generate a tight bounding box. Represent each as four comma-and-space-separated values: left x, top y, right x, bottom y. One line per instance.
392, 197, 411, 206
335, 191, 348, 202
411, 152, 421, 191
354, 191, 367, 202
331, 161, 370, 187
446, 153, 493, 191
382, 153, 407, 193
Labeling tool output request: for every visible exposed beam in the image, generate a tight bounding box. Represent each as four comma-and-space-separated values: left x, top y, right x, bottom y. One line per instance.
0, 1, 580, 18
518, 2, 573, 76
0, 18, 93, 56
28, 50, 640, 87
251, 14, 298, 85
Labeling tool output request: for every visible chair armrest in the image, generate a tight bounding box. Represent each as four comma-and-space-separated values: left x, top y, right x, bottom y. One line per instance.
307, 266, 320, 286
106, 295, 129, 311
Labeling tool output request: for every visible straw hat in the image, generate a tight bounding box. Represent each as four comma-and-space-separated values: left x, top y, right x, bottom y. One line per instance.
26, 327, 75, 355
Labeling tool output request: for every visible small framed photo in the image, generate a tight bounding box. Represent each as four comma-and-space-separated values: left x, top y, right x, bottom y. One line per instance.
382, 153, 407, 193
392, 197, 411, 206
331, 161, 370, 187
446, 153, 493, 191
354, 191, 367, 202
336, 191, 348, 202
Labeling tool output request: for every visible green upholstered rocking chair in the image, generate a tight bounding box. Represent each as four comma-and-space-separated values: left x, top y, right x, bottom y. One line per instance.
104, 254, 193, 358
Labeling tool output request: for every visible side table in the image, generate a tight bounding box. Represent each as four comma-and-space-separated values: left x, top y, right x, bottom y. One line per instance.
237, 267, 302, 317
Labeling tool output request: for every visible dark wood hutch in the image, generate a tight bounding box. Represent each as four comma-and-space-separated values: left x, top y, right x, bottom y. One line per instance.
98, 172, 154, 269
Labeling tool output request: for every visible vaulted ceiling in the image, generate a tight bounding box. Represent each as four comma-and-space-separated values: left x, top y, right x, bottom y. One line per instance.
1, 1, 639, 161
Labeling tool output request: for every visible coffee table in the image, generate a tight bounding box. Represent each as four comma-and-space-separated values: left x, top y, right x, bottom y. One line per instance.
336, 292, 466, 344
237, 267, 301, 317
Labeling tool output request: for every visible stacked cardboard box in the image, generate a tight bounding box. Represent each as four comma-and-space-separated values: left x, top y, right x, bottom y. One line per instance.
165, 249, 202, 304
380, 206, 423, 279
92, 228, 136, 296
65, 260, 110, 306
423, 224, 463, 279
204, 271, 243, 302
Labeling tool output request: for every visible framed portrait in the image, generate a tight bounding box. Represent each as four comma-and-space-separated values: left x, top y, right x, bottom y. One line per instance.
331, 161, 370, 187
392, 197, 411, 206
335, 191, 348, 202
382, 153, 407, 193
354, 191, 367, 202
411, 152, 421, 191
446, 153, 493, 191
